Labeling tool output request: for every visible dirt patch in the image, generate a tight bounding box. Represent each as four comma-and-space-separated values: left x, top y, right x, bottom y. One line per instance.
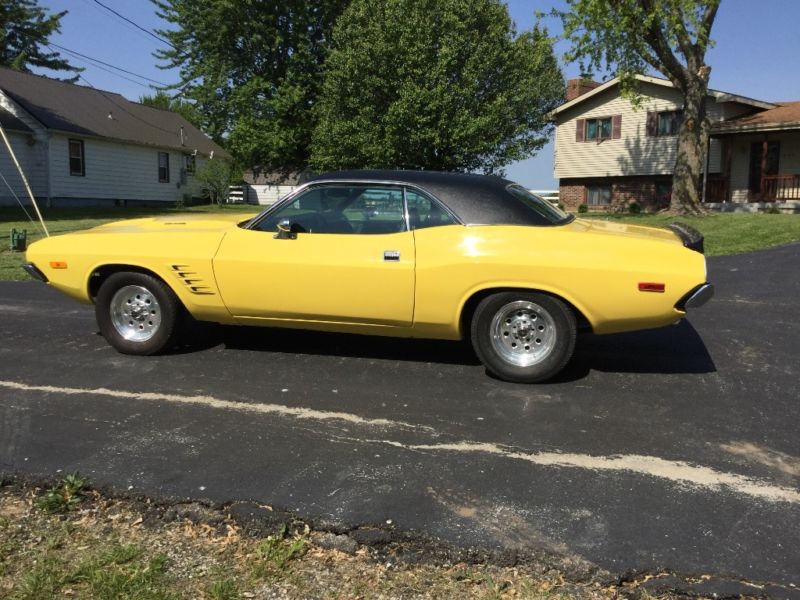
0, 476, 783, 599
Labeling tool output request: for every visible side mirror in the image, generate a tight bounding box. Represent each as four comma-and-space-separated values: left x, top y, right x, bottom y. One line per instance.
274, 219, 296, 240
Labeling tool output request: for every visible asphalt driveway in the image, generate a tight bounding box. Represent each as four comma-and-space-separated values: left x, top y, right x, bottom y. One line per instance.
1, 243, 798, 593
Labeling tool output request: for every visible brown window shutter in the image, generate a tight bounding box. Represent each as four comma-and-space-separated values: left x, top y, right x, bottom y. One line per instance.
612, 115, 622, 139
646, 111, 657, 136
575, 119, 585, 142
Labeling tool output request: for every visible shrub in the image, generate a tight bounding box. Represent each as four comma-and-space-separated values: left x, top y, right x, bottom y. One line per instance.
629, 202, 641, 214
196, 160, 242, 205
577, 203, 588, 213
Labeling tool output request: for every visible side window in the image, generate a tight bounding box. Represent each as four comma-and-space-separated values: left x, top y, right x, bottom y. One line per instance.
405, 189, 458, 230
255, 184, 406, 235
158, 152, 170, 183
69, 139, 85, 176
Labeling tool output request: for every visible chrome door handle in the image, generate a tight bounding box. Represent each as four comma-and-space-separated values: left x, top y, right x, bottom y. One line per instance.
383, 250, 400, 261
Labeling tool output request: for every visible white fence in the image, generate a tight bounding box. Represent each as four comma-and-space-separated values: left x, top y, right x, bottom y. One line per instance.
529, 189, 560, 205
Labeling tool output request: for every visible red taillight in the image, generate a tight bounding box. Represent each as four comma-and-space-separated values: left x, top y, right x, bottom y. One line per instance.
639, 282, 665, 293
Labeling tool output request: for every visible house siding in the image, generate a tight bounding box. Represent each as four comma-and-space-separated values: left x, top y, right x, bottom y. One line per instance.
0, 131, 49, 206
48, 135, 209, 204
555, 82, 729, 181
246, 183, 297, 205
0, 91, 49, 205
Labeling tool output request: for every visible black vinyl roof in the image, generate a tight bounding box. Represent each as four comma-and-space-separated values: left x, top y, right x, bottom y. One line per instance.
0, 67, 228, 158
311, 170, 551, 226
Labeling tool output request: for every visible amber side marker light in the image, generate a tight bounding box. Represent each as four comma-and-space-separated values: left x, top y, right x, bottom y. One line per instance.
49, 261, 68, 269
639, 282, 665, 293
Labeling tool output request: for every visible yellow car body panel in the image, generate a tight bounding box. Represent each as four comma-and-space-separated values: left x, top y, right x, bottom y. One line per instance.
213, 226, 416, 328
26, 213, 705, 340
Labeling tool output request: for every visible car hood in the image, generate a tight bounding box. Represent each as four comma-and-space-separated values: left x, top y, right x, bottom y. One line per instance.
85, 213, 258, 234
568, 218, 683, 245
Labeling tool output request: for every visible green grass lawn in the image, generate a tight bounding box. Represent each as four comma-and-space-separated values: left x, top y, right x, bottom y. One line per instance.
1, 206, 798, 281
582, 212, 800, 256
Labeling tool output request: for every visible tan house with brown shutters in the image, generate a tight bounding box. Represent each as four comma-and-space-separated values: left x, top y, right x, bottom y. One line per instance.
552, 75, 798, 212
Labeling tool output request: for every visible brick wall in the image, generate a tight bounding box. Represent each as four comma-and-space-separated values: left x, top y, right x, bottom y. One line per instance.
560, 177, 672, 212
566, 78, 602, 102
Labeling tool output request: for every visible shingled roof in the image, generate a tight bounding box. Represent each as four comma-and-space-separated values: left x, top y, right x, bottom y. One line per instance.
714, 101, 800, 133
0, 107, 32, 133
0, 67, 228, 158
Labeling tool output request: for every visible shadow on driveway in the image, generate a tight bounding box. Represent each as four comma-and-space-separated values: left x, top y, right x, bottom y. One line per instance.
174, 318, 716, 378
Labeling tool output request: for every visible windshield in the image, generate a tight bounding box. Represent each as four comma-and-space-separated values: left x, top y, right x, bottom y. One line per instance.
505, 184, 573, 225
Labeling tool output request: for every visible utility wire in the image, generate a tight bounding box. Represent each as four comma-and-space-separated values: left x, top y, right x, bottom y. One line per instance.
50, 46, 155, 89
90, 0, 179, 51
77, 73, 185, 137
48, 42, 168, 86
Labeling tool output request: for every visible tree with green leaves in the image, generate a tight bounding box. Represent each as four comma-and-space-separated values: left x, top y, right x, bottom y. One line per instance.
152, 0, 348, 171
310, 0, 563, 175
0, 0, 80, 77
196, 158, 241, 205
139, 90, 202, 129
558, 0, 721, 215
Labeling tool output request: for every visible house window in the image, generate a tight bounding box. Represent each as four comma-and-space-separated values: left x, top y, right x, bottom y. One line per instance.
69, 139, 85, 176
658, 111, 682, 136
648, 110, 683, 136
585, 117, 613, 141
586, 186, 612, 206
158, 152, 170, 183
184, 153, 196, 174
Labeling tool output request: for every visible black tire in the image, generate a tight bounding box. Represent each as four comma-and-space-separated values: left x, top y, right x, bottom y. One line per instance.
95, 272, 181, 355
470, 292, 576, 383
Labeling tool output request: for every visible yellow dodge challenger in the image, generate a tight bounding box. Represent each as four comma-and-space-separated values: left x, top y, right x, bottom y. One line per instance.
23, 171, 713, 383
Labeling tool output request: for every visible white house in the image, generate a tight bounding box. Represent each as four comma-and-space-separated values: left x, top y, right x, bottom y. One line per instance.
0, 67, 229, 207
551, 75, 799, 211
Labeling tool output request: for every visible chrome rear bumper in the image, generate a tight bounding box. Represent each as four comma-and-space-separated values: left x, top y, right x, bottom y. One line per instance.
677, 283, 714, 310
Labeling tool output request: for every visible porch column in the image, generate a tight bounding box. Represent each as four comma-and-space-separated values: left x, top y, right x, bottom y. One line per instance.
723, 138, 732, 202
760, 139, 768, 199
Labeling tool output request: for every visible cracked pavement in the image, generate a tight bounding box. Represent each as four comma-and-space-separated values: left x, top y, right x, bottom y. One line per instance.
0, 243, 799, 592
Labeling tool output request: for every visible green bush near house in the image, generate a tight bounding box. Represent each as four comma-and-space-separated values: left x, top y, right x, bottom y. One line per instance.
577, 203, 588, 213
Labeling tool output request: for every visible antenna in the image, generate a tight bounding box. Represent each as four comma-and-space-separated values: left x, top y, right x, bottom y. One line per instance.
0, 122, 49, 237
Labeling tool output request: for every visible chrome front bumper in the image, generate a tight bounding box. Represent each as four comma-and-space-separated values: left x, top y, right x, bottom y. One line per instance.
22, 263, 48, 283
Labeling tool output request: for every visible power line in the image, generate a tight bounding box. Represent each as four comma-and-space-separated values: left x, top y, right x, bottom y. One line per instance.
48, 42, 168, 86
77, 73, 184, 137
90, 0, 179, 51
49, 46, 155, 89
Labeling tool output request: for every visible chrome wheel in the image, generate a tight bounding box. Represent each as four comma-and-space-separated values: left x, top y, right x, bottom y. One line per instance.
109, 285, 162, 342
489, 300, 556, 367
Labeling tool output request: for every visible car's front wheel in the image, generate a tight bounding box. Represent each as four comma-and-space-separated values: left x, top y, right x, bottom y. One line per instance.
95, 272, 181, 355
470, 292, 576, 383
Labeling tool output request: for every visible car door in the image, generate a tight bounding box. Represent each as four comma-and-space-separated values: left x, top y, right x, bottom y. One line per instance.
212, 183, 415, 327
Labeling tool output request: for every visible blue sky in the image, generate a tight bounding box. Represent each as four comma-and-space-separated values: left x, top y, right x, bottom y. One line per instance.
37, 0, 800, 188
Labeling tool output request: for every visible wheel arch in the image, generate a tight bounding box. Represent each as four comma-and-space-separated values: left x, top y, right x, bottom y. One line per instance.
459, 286, 593, 341
88, 264, 181, 305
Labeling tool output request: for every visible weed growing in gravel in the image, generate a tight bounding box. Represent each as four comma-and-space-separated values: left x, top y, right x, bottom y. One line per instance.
207, 574, 239, 600
250, 524, 308, 580
36, 473, 88, 514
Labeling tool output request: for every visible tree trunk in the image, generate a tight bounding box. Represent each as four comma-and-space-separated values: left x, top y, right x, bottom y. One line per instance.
670, 75, 709, 215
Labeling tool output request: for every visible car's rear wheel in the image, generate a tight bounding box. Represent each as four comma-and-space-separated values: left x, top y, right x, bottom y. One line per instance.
470, 292, 576, 383
95, 272, 181, 355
